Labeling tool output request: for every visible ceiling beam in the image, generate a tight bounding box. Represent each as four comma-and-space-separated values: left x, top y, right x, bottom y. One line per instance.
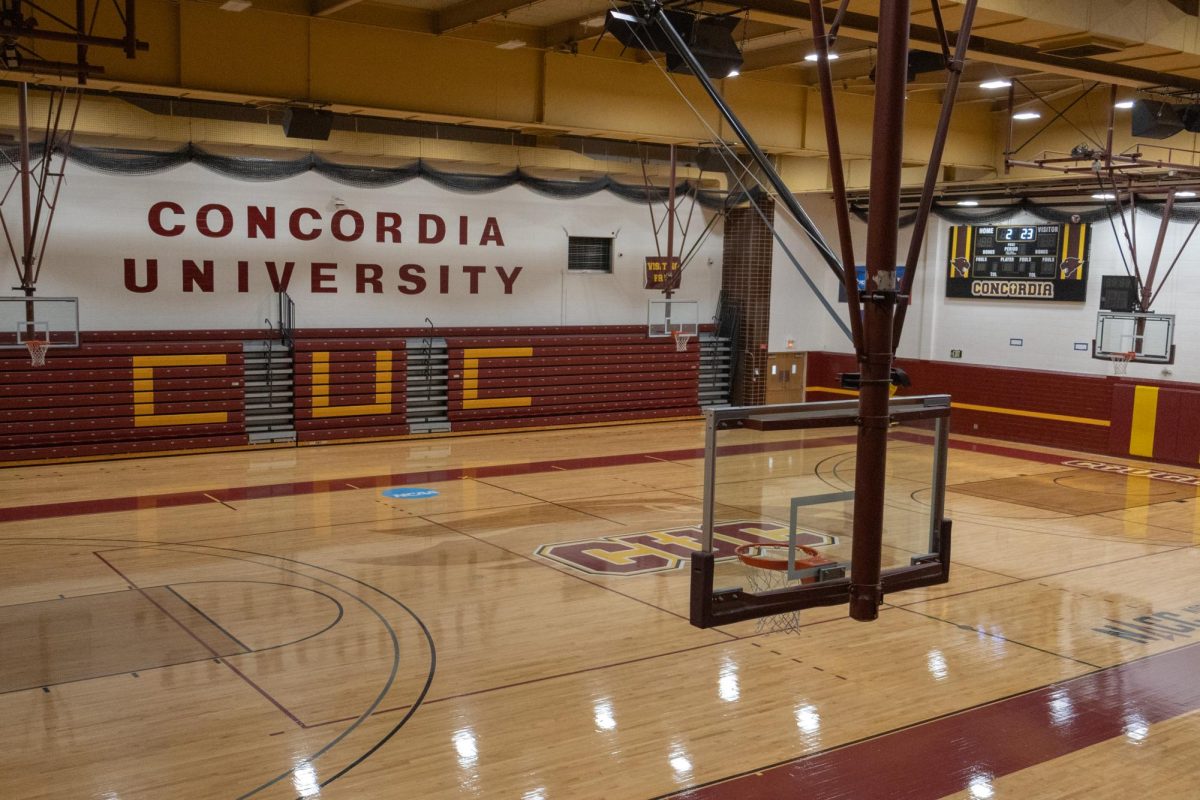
311, 0, 365, 16
437, 0, 540, 33
724, 0, 1200, 92
1166, 0, 1199, 15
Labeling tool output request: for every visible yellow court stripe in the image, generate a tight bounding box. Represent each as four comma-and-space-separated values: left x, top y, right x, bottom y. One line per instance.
132, 354, 228, 368
463, 347, 533, 359
463, 396, 533, 409
134, 411, 229, 427
807, 387, 1111, 427
1129, 385, 1159, 457
808, 386, 858, 397
952, 401, 1110, 427
312, 403, 391, 418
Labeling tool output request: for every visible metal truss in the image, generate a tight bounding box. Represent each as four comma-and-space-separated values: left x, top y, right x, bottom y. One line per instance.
0, 0, 148, 83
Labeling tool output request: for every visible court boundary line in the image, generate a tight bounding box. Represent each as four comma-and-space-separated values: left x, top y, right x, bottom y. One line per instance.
655, 639, 1200, 800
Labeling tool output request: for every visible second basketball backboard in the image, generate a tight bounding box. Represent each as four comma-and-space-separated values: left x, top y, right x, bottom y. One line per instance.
0, 296, 80, 348
691, 395, 952, 629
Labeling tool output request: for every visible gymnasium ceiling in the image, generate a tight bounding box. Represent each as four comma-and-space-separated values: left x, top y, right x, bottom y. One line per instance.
6, 0, 1200, 187
227, 0, 1200, 96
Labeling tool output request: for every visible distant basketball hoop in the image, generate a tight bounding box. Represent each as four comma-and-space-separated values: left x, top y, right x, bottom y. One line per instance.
1110, 350, 1135, 375
672, 330, 693, 352
24, 339, 49, 366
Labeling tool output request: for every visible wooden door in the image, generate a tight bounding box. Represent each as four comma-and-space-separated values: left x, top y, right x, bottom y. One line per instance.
765, 352, 806, 404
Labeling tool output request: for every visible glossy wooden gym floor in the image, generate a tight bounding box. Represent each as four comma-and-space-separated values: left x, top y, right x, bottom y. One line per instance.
2, 420, 1199, 799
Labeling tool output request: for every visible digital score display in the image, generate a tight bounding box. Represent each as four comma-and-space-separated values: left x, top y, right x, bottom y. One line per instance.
946, 222, 1090, 302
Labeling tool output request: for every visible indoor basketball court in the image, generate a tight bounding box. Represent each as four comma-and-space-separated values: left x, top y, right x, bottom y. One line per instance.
4, 2, 1200, 799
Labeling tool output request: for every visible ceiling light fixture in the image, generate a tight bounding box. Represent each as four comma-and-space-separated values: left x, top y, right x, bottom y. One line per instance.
957, 200, 980, 207
979, 79, 1012, 90
1012, 111, 1041, 120
497, 39, 526, 50
726, 68, 739, 78
804, 52, 839, 62
1176, 190, 1197, 198
1092, 193, 1116, 200
219, 0, 252, 10
1114, 100, 1135, 109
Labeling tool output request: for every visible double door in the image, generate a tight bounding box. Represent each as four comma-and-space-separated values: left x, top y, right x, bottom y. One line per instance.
765, 352, 806, 404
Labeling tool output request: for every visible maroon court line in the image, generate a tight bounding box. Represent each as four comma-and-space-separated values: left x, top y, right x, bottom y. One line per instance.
667, 641, 1200, 800
93, 551, 308, 729
0, 433, 1077, 524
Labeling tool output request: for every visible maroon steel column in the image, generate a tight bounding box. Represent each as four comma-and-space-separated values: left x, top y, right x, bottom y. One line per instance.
849, 1, 910, 621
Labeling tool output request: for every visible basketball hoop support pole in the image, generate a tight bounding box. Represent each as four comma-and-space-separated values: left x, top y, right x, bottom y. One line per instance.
849, 0, 911, 622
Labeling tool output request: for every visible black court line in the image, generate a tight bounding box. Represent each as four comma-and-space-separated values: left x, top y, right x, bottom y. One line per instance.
165, 585, 253, 653
94, 551, 308, 729
1, 537, 434, 799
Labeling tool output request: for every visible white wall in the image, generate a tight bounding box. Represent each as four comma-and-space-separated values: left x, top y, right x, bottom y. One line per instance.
15, 162, 723, 331
769, 194, 925, 360
770, 194, 1200, 384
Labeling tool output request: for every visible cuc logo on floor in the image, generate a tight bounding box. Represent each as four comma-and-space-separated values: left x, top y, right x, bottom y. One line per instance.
534, 520, 836, 576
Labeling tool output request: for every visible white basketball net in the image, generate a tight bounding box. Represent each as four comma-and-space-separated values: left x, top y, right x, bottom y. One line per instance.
673, 331, 694, 352
743, 565, 805, 634
1109, 351, 1134, 375
25, 339, 49, 367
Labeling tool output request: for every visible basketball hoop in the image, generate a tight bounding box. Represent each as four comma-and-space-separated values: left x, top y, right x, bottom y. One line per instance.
1110, 351, 1135, 375
735, 543, 836, 634
24, 339, 49, 367
672, 330, 694, 352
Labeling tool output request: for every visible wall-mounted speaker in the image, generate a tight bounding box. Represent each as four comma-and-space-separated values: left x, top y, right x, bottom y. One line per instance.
1131, 100, 1184, 140
665, 15, 742, 80
605, 6, 742, 80
282, 108, 333, 140
1100, 275, 1139, 313
1179, 104, 1200, 133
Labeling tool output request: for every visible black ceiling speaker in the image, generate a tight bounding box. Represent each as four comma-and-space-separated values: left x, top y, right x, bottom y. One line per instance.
605, 7, 742, 80
1179, 104, 1200, 133
604, 7, 690, 55
282, 108, 333, 140
1131, 100, 1184, 140
870, 50, 946, 83
665, 15, 743, 80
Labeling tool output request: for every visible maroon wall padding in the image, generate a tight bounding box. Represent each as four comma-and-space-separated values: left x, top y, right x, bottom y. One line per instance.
806, 352, 1114, 453
292, 340, 409, 442
452, 407, 695, 432
293, 325, 713, 339
2, 325, 711, 464
0, 334, 248, 463
1152, 389, 1200, 464
1108, 384, 1136, 456
445, 334, 700, 428
1109, 383, 1200, 464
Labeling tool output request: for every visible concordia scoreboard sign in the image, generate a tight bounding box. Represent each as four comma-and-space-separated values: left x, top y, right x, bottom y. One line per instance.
946, 222, 1090, 301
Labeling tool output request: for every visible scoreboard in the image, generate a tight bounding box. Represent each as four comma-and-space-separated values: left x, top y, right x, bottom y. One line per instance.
946, 222, 1090, 302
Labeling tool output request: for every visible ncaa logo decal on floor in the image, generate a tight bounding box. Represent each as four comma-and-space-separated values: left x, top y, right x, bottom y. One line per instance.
535, 520, 837, 576
382, 487, 440, 499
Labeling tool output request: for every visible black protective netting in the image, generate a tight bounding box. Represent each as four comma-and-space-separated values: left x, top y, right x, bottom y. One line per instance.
11, 141, 1196, 226
1, 142, 757, 210
850, 195, 1200, 227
